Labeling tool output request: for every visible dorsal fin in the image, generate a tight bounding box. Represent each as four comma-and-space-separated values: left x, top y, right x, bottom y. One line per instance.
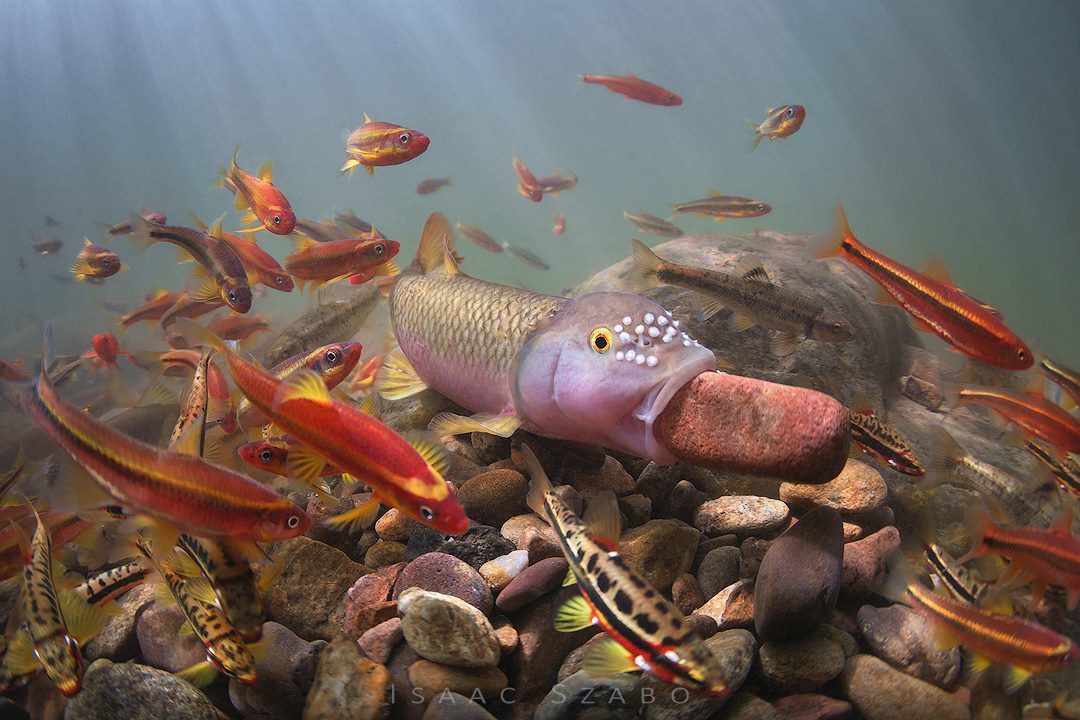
257, 161, 273, 183
852, 393, 875, 415
208, 214, 225, 240
82, 237, 92, 248
189, 212, 208, 232
734, 256, 770, 283
290, 234, 316, 253
363, 113, 373, 124
442, 234, 463, 276
707, 189, 723, 197
273, 369, 331, 409
919, 254, 955, 287
415, 212, 455, 274
583, 490, 621, 551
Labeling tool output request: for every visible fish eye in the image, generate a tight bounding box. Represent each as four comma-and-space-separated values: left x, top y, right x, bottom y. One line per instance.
420, 506, 434, 520
756, 204, 766, 212
832, 321, 844, 334
589, 327, 612, 354
259, 449, 273, 463
102, 258, 111, 266
373, 243, 385, 256
1018, 349, 1027, 360
786, 106, 796, 118
287, 515, 301, 529
228, 291, 237, 303
325, 349, 339, 364
275, 276, 285, 285
273, 216, 282, 225
399, 133, 411, 145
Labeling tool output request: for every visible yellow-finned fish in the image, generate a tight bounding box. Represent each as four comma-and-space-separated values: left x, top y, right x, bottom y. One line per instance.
177, 534, 266, 643
520, 444, 730, 697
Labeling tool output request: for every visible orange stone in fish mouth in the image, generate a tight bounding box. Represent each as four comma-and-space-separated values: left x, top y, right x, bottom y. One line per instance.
655, 371, 850, 484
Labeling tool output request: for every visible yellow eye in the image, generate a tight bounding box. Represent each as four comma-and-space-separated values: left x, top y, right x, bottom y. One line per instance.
589, 327, 612, 354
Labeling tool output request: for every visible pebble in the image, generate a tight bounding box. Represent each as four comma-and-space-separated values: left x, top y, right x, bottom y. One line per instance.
549, 485, 584, 517
840, 526, 901, 598
772, 693, 854, 720
694, 534, 739, 566
471, 429, 511, 465
495, 556, 569, 613
640, 629, 756, 719
757, 635, 846, 693
697, 545, 741, 600
655, 480, 708, 523
393, 552, 494, 616
359, 617, 403, 664
398, 588, 501, 667
856, 604, 962, 689
251, 621, 327, 696
500, 514, 561, 562
408, 659, 508, 704
64, 659, 226, 720
816, 623, 859, 658
303, 635, 392, 720
619, 519, 699, 592
492, 615, 519, 656
970, 666, 1024, 720
536, 670, 642, 719
713, 692, 787, 720
434, 524, 518, 569
135, 602, 209, 673
839, 654, 969, 720
478, 549, 530, 592
753, 505, 844, 641
265, 536, 369, 641
365, 540, 406, 568
84, 582, 155, 662
457, 469, 530, 527
420, 691, 498, 720
342, 561, 405, 639
618, 493, 652, 527
634, 461, 679, 504
229, 665, 304, 720
671, 573, 706, 615
694, 496, 789, 536
693, 579, 755, 630
556, 633, 611, 682
563, 454, 636, 501
305, 493, 377, 559
738, 537, 772, 579
779, 459, 888, 515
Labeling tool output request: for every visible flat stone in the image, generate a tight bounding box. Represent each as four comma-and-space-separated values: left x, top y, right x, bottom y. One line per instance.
780, 459, 888, 515
457, 469, 529, 527
840, 526, 901, 599
857, 604, 962, 689
694, 579, 754, 630
618, 493, 652, 527
433, 524, 518, 569
394, 552, 493, 616
695, 496, 789, 537
398, 588, 500, 667
839, 654, 969, 720
697, 545, 741, 600
342, 562, 405, 640
537, 670, 642, 719
65, 659, 226, 720
302, 635, 391, 720
408, 659, 508, 704
495, 557, 569, 613
492, 615, 519, 657
359, 617, 403, 665
656, 480, 709, 523
754, 505, 844, 641
135, 602, 208, 673
772, 693, 854, 720
620, 519, 699, 592
713, 692, 787, 720
757, 636, 846, 693
365, 541, 406, 568
84, 582, 155, 662
501, 514, 562, 563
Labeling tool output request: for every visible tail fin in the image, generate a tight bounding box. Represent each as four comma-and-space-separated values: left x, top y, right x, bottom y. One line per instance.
628, 239, 663, 291
921, 426, 963, 489
876, 549, 914, 605
748, 121, 762, 152
814, 203, 854, 259
957, 506, 993, 564
415, 213, 456, 274
126, 213, 158, 254
519, 444, 552, 516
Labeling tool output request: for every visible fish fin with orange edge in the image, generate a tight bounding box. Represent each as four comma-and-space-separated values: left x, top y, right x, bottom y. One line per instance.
273, 369, 330, 410
377, 348, 428, 401
583, 490, 621, 551
814, 203, 857, 259
257, 161, 273, 183
284, 443, 327, 486
428, 412, 522, 439
519, 444, 553, 517
584, 638, 639, 676
322, 496, 380, 533
553, 595, 594, 633
1002, 665, 1033, 694
919, 254, 956, 287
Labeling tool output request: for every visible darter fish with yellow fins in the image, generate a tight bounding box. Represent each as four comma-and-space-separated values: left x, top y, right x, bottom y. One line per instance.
382, 214, 718, 463
520, 444, 730, 696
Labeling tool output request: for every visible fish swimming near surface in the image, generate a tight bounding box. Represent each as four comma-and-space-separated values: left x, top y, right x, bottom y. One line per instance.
383, 213, 717, 463
955, 387, 1080, 459
630, 239, 853, 356
190, 213, 293, 294
70, 239, 125, 282
6, 325, 311, 550
341, 115, 430, 176
416, 177, 452, 195
960, 507, 1080, 609
284, 234, 400, 292
127, 214, 252, 314
671, 192, 772, 221
748, 104, 806, 151
580, 73, 682, 106
848, 396, 925, 476
521, 445, 729, 695
455, 223, 504, 254
217, 148, 296, 235
263, 284, 380, 367
623, 211, 684, 239
817, 205, 1033, 370
878, 561, 1079, 693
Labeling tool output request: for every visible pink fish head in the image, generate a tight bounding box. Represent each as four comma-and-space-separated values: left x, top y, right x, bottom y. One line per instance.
512, 292, 716, 462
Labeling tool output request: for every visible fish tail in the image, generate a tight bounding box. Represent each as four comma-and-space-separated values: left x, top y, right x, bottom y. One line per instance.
747, 121, 762, 152
172, 318, 228, 355
921, 425, 963, 489
414, 212, 455, 274
875, 548, 913, 604
813, 203, 854, 259
628, 239, 663, 291
958, 506, 993, 564
126, 213, 158, 254
518, 443, 552, 516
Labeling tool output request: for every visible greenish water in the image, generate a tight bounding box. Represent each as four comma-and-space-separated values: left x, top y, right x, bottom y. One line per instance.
1, 0, 1077, 361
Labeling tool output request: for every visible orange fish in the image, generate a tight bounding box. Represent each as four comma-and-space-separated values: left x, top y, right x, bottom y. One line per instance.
0, 359, 30, 383
817, 205, 1033, 370
70, 239, 125, 282
119, 289, 185, 330
191, 214, 294, 293
957, 386, 1080, 458
962, 507, 1080, 609
285, 235, 400, 292
12, 325, 311, 548
238, 436, 343, 479
158, 348, 236, 433
218, 148, 296, 235
749, 105, 806, 151
512, 157, 544, 202
341, 115, 430, 176
348, 355, 382, 394
581, 73, 682, 106
552, 213, 566, 236
81, 333, 135, 370
178, 320, 468, 535
208, 314, 272, 343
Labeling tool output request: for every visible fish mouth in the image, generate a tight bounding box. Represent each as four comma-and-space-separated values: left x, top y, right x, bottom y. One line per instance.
631, 355, 716, 463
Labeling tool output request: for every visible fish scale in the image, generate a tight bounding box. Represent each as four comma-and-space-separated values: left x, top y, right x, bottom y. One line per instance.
391, 272, 565, 411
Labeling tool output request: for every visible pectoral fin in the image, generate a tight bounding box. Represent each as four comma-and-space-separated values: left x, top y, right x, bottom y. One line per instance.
553, 595, 594, 632
428, 412, 523, 438
377, 348, 428, 400
583, 638, 639, 676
